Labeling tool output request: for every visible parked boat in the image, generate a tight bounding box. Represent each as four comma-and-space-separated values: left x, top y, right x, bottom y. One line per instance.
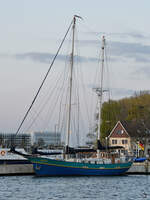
11, 15, 133, 176
133, 157, 147, 163
28, 156, 132, 176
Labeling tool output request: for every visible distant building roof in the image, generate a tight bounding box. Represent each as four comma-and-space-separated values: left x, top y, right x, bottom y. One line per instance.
108, 121, 129, 138
108, 120, 150, 138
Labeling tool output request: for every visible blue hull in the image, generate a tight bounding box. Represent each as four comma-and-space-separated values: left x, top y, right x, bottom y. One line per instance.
28, 157, 132, 176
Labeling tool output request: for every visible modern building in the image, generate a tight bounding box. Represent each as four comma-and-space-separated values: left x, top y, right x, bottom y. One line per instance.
32, 131, 61, 147
0, 132, 31, 151
0, 131, 61, 150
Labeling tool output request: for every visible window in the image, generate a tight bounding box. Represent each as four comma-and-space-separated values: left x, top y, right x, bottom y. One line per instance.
122, 140, 128, 144
112, 139, 117, 144
116, 129, 124, 134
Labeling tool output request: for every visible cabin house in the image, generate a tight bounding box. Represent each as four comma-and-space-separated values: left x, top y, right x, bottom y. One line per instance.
108, 121, 150, 157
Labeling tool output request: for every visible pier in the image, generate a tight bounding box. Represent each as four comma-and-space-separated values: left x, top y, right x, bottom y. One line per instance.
0, 161, 150, 175
0, 163, 34, 176
127, 161, 150, 175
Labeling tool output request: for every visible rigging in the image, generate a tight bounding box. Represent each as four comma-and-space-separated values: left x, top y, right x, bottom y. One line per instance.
15, 18, 74, 136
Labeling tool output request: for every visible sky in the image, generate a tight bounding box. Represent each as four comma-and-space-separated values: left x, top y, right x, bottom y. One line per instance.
1, 0, 150, 135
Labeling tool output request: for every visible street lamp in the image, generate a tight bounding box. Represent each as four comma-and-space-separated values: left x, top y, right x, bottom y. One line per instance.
105, 137, 108, 152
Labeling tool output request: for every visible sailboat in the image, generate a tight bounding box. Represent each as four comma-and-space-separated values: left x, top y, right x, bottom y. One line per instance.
11, 15, 132, 176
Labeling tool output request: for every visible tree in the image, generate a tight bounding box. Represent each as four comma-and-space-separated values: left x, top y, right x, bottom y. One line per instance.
100, 91, 150, 139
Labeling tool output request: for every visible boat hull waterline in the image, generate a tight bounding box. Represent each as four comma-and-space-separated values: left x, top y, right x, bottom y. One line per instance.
28, 157, 132, 176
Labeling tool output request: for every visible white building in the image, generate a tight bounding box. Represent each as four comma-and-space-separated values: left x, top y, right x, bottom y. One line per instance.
0, 132, 31, 151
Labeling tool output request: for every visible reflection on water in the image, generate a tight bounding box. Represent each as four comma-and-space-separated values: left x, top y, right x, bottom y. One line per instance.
0, 175, 150, 200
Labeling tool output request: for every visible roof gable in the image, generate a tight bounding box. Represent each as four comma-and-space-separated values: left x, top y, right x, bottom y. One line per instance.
108, 121, 130, 138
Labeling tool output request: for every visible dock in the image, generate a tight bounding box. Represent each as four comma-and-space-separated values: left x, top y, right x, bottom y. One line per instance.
127, 161, 150, 175
1, 161, 150, 175
0, 162, 34, 175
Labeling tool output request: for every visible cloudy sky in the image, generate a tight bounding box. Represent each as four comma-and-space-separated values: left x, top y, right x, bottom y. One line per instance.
1, 0, 150, 133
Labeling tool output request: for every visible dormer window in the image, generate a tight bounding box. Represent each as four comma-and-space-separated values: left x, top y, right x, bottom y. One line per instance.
116, 129, 124, 134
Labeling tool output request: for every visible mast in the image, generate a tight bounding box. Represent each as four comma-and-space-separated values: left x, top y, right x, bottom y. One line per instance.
65, 16, 76, 152
95, 36, 105, 158
98, 36, 105, 141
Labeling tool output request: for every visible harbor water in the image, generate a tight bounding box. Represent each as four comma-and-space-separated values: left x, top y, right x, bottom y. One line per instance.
1, 175, 150, 200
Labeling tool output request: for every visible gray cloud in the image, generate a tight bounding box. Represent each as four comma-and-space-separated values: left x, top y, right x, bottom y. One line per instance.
1, 52, 117, 64
82, 40, 150, 63
110, 41, 150, 55
1, 37, 150, 64
15, 52, 99, 64
77, 39, 150, 63
110, 41, 150, 63
110, 32, 148, 39
15, 52, 53, 64
125, 32, 147, 39
85, 31, 149, 40
80, 39, 150, 57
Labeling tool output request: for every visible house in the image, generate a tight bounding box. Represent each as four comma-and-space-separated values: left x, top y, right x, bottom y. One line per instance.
108, 121, 131, 155
108, 121, 150, 157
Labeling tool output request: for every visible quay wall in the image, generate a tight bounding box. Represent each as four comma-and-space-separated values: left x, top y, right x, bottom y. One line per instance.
1, 161, 150, 175
0, 164, 34, 175
127, 161, 150, 174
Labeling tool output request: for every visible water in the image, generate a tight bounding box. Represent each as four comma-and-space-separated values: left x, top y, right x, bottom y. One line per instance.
0, 175, 149, 200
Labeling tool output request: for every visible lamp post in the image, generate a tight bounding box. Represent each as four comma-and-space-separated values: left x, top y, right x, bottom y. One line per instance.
105, 137, 108, 152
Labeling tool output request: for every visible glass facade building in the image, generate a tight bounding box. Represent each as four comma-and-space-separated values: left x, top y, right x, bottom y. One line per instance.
32, 131, 61, 147
0, 133, 31, 150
